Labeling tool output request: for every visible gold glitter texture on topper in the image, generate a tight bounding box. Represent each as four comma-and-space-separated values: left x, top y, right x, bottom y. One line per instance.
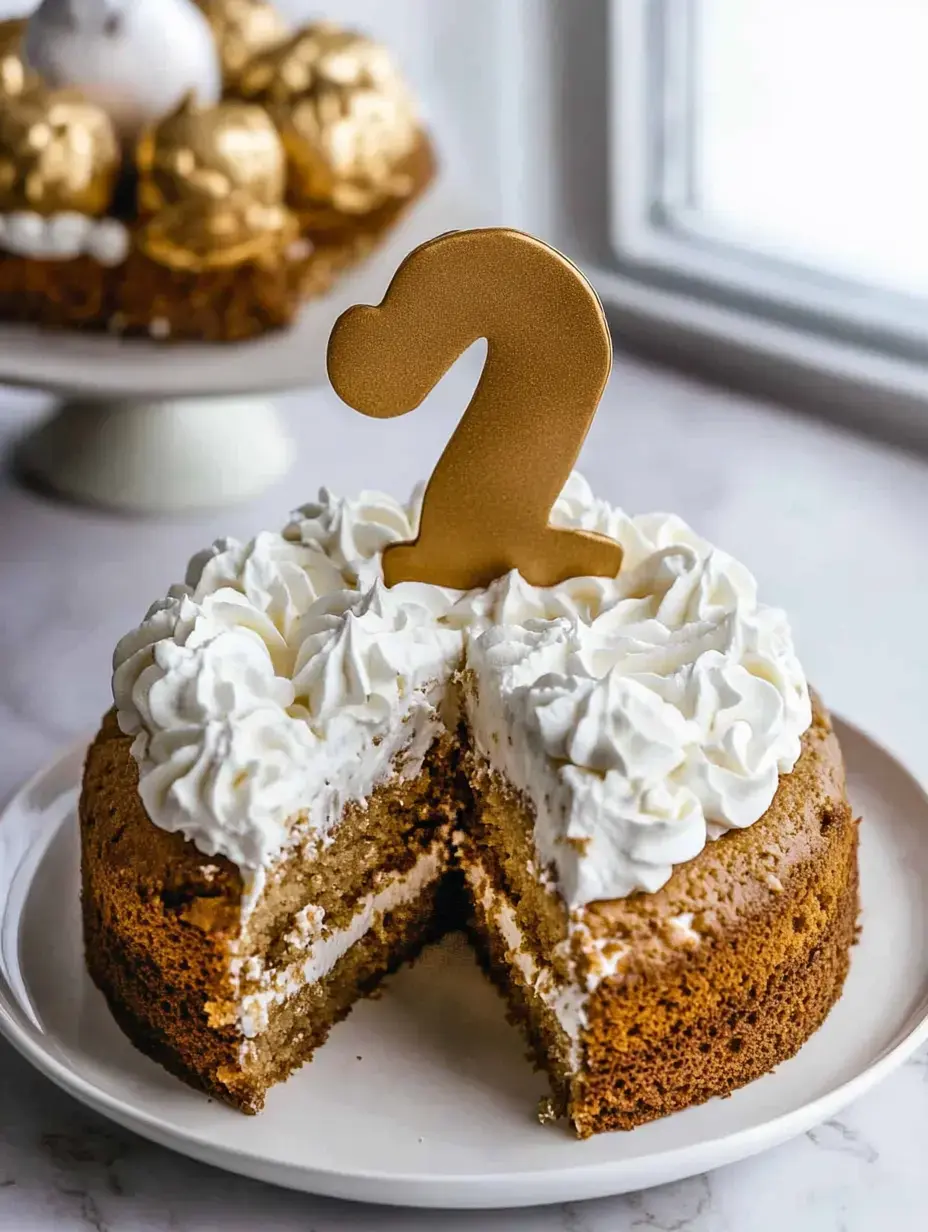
0, 88, 119, 216
235, 24, 419, 226
327, 228, 623, 591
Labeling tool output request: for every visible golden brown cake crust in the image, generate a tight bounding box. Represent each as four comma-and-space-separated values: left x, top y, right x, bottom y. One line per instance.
571, 698, 859, 1136
80, 712, 249, 1106
0, 136, 435, 343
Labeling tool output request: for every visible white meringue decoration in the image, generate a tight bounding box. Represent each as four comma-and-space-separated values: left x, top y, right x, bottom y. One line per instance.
25, 0, 221, 141
112, 473, 811, 908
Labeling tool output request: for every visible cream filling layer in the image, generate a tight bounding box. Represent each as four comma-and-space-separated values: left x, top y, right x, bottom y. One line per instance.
236, 841, 446, 1040
461, 856, 587, 1065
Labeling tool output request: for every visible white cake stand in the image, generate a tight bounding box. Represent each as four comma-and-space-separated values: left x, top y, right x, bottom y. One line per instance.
1, 183, 474, 513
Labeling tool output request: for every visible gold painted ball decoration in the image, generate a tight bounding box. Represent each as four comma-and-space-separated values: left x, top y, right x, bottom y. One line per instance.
0, 18, 28, 98
235, 24, 419, 222
137, 94, 287, 214
0, 5, 427, 276
136, 194, 298, 272
0, 87, 120, 216
194, 0, 288, 89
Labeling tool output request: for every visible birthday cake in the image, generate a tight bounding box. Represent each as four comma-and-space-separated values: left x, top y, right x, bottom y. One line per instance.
78, 230, 858, 1136
0, 2, 433, 342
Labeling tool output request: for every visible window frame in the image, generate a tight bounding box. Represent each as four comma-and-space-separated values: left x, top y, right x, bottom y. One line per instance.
494, 0, 928, 449
609, 0, 928, 365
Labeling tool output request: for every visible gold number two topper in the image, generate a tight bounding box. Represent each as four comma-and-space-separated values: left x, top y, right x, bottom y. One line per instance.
327, 227, 623, 591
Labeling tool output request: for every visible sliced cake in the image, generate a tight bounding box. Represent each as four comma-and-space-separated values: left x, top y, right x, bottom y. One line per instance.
79, 474, 858, 1133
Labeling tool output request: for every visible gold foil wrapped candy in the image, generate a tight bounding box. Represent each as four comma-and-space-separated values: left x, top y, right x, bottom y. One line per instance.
137, 195, 298, 272
0, 88, 120, 215
137, 95, 287, 213
195, 0, 288, 89
235, 24, 420, 225
136, 93, 297, 272
0, 18, 27, 98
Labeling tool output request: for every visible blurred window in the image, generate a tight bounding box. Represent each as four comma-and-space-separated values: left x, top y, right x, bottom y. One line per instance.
610, 0, 928, 363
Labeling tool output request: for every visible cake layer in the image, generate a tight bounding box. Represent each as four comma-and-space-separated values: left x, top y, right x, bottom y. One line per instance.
234, 874, 451, 1108
87, 861, 447, 1114
237, 837, 450, 1041
577, 842, 859, 1135
235, 721, 462, 948
459, 843, 582, 1107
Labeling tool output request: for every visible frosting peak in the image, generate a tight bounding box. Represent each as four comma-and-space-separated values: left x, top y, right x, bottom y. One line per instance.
284, 486, 416, 591
291, 582, 461, 730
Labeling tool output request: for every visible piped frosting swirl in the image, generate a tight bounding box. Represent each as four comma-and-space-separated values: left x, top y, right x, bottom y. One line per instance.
112, 474, 811, 907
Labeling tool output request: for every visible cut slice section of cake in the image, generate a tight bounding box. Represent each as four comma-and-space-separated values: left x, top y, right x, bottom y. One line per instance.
81, 710, 462, 1111
83, 487, 466, 1111
458, 695, 856, 1136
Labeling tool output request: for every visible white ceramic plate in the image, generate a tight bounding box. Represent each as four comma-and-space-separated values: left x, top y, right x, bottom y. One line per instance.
1, 718, 927, 1210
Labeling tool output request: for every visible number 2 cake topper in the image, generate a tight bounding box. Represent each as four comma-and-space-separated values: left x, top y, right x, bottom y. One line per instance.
326, 227, 623, 590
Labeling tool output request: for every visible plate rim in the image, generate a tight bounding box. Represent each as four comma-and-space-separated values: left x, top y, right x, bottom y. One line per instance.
1, 715, 927, 1209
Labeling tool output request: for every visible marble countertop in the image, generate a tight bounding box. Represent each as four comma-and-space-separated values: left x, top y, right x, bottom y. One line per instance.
1, 349, 927, 1231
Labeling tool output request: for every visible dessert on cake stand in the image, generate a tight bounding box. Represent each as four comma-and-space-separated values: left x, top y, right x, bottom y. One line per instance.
3, 184, 472, 513
0, 0, 459, 513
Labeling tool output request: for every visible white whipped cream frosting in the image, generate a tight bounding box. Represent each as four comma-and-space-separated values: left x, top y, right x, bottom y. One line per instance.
112, 474, 810, 908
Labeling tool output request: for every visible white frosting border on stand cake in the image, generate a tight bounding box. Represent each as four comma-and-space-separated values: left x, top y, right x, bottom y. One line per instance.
0, 211, 129, 265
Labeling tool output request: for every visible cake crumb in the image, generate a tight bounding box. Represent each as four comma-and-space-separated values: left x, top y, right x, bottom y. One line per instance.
668, 912, 701, 946
537, 1096, 559, 1126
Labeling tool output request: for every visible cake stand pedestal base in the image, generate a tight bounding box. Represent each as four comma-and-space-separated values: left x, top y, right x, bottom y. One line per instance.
14, 394, 293, 513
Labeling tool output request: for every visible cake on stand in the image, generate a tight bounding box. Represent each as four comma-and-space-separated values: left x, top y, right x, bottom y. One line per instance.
3, 185, 471, 513
0, 0, 458, 513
